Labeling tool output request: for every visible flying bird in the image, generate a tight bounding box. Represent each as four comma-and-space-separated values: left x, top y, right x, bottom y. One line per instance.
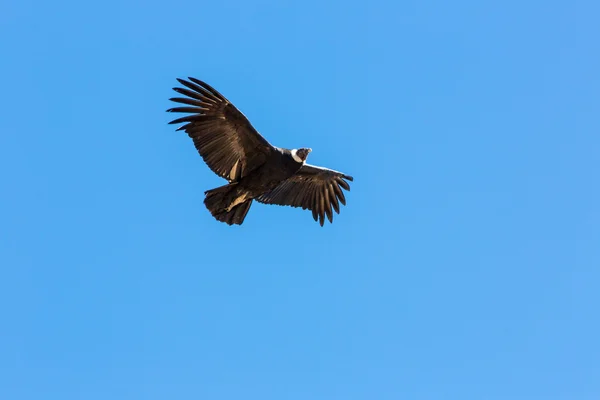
167, 77, 353, 226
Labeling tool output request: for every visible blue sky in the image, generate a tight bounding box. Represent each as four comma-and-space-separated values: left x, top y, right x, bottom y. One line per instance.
1, 0, 599, 399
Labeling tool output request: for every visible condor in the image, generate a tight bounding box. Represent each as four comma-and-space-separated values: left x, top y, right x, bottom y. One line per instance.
167, 77, 353, 226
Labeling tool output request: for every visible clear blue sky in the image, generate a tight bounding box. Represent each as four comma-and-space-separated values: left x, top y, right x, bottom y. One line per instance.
1, 1, 599, 399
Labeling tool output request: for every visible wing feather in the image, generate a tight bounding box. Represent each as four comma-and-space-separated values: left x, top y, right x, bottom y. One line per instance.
332, 182, 346, 205
328, 183, 340, 214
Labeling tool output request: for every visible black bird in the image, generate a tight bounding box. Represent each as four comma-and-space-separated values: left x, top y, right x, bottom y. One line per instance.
167, 77, 353, 226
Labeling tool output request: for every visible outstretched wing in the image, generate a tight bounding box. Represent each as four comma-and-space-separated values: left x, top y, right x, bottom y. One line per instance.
257, 164, 354, 226
167, 77, 275, 181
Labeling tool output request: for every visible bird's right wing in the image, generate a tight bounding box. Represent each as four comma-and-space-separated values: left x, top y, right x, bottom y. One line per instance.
257, 164, 354, 226
167, 77, 275, 181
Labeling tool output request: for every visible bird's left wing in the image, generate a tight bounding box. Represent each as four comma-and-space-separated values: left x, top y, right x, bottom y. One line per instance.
167, 77, 275, 182
257, 164, 354, 226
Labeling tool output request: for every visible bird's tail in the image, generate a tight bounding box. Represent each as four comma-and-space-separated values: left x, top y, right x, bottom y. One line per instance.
204, 184, 253, 226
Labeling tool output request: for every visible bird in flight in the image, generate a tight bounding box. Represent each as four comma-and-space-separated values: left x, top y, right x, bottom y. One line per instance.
167, 77, 353, 226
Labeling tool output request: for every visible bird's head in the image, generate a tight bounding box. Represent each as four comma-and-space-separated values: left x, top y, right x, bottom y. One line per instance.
291, 148, 312, 163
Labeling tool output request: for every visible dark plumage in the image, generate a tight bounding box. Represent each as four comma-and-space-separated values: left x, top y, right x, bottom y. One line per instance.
167, 77, 353, 226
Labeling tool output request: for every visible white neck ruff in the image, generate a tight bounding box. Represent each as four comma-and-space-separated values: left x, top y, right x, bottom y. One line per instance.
291, 149, 303, 163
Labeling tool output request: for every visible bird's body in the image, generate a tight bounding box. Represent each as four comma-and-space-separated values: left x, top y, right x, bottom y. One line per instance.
167, 77, 353, 226
202, 148, 307, 225
236, 148, 306, 196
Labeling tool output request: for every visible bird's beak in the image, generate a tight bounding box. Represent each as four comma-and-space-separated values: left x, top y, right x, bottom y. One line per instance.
308, 148, 312, 153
